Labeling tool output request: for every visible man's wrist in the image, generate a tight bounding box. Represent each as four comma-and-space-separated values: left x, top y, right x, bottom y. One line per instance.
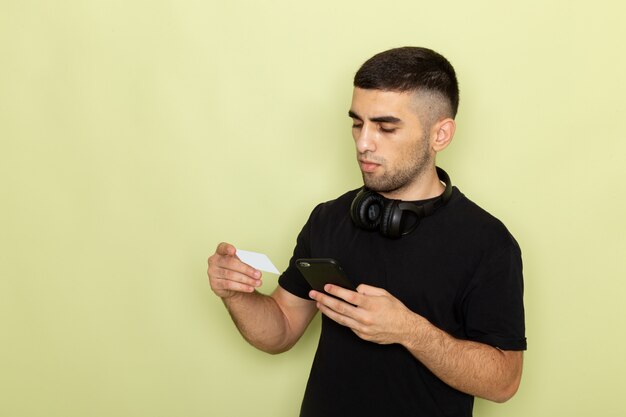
222, 289, 256, 306
398, 310, 431, 350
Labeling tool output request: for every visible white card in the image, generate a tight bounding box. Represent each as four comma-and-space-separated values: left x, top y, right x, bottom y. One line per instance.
236, 249, 280, 275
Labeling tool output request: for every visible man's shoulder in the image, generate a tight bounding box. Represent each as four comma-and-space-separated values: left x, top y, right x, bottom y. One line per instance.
447, 187, 519, 248
310, 188, 361, 218
450, 188, 501, 222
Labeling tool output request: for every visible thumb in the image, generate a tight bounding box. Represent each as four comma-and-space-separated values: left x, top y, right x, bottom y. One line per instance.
216, 242, 237, 257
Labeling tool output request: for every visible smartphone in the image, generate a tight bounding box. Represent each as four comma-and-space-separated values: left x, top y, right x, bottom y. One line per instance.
295, 258, 356, 293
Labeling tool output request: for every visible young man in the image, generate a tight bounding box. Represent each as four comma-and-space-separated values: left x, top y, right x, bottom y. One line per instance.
208, 47, 526, 417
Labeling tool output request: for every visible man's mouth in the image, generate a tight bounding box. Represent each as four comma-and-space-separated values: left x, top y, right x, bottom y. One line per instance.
359, 159, 381, 173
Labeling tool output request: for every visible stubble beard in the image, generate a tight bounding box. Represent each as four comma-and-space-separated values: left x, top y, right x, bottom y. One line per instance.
361, 134, 432, 194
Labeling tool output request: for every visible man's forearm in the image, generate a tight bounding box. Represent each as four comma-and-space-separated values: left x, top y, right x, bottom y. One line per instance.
401, 314, 523, 402
223, 291, 293, 354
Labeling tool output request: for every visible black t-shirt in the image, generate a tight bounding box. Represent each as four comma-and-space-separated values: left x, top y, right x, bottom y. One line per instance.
278, 187, 526, 417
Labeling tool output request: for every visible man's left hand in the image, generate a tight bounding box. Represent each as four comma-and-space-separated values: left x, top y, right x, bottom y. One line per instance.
309, 284, 413, 345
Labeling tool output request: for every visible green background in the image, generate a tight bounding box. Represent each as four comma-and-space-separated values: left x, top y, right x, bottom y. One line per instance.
1, 0, 624, 416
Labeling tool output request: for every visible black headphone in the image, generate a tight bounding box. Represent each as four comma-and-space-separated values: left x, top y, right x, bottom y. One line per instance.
350, 167, 452, 238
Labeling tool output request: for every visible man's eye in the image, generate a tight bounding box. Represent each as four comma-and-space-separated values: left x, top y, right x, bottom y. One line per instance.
380, 126, 396, 133
352, 123, 363, 129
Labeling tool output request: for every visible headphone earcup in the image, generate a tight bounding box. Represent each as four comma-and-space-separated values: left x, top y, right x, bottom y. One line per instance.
350, 167, 452, 238
350, 189, 386, 230
380, 200, 403, 238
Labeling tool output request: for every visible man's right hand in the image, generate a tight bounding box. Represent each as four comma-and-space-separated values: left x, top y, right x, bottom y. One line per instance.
207, 242, 263, 299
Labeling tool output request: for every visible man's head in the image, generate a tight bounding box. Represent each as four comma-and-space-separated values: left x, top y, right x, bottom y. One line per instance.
349, 47, 459, 200
354, 46, 459, 123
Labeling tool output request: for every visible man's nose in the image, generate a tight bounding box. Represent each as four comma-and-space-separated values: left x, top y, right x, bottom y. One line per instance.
355, 125, 376, 153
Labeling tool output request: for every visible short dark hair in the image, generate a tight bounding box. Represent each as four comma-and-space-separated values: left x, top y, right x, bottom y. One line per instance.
354, 47, 459, 118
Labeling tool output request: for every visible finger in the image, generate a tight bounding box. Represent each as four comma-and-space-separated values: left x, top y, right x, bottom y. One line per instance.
310, 290, 359, 318
209, 251, 261, 280
324, 284, 363, 306
211, 264, 262, 287
315, 298, 363, 331
222, 255, 262, 279
214, 275, 258, 293
356, 284, 388, 296
215, 242, 237, 257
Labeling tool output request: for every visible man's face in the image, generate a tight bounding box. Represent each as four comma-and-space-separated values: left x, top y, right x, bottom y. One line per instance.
349, 88, 434, 198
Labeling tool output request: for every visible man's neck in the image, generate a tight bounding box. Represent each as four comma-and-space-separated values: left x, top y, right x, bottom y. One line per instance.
379, 167, 445, 201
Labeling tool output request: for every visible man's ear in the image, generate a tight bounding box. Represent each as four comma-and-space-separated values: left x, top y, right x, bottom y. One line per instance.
430, 118, 456, 152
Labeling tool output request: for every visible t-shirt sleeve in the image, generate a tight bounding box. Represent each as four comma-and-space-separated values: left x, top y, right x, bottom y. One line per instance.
277, 204, 321, 300
462, 239, 527, 350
